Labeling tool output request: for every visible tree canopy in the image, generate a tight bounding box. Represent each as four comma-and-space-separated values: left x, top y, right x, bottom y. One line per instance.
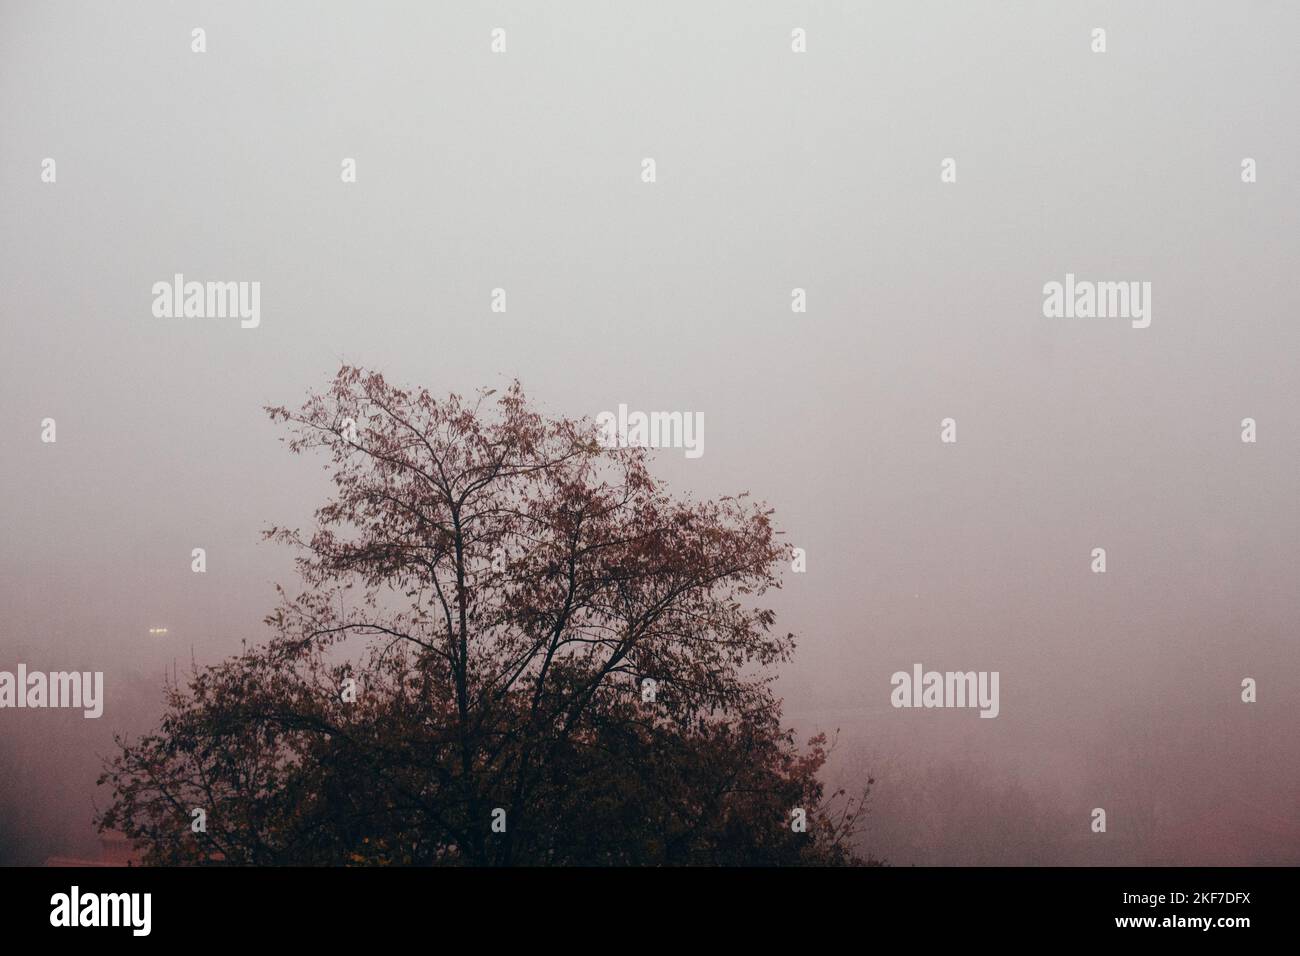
98, 367, 871, 865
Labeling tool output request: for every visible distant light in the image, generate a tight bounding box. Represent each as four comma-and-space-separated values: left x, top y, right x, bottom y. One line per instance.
149, 627, 169, 636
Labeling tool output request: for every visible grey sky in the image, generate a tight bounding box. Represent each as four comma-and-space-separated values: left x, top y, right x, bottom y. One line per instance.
2, 1, 1297, 864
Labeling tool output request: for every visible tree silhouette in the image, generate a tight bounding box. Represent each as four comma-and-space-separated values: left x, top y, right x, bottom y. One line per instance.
98, 367, 871, 865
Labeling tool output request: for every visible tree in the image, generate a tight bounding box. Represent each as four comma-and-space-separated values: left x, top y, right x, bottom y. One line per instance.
98, 366, 872, 865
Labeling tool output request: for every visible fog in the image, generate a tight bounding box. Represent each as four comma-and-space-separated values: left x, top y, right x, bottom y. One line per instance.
2, 1, 1297, 864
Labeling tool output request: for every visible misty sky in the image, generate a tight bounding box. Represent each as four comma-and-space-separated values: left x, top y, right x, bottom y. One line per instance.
2, 1, 1297, 864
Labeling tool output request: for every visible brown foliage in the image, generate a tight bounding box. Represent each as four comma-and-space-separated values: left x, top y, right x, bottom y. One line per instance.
98, 367, 871, 865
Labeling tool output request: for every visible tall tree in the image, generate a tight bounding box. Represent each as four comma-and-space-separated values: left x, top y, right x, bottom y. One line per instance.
99, 367, 871, 865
